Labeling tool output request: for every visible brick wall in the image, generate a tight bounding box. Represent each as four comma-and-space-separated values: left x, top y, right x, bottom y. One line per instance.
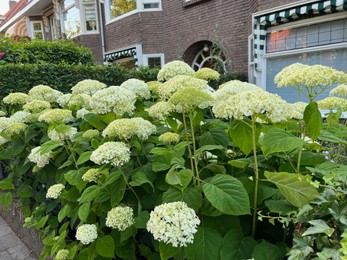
74, 34, 103, 64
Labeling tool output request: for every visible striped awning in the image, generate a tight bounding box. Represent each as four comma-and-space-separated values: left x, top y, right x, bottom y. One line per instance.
104, 47, 136, 62
253, 0, 347, 69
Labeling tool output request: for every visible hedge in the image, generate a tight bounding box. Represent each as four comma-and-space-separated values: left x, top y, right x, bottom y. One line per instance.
0, 38, 94, 65
0, 64, 131, 97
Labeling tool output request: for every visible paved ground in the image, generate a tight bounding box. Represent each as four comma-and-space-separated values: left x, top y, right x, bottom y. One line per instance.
0, 216, 37, 260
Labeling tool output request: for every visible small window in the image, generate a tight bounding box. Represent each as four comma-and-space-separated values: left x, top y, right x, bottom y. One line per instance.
31, 21, 44, 40
144, 3, 159, 9
143, 54, 164, 68
148, 57, 161, 68
83, 0, 98, 31
109, 0, 137, 19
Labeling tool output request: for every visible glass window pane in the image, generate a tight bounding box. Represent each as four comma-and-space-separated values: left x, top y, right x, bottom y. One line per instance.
62, 0, 75, 10
109, 0, 137, 19
63, 6, 81, 37
33, 22, 42, 31
144, 3, 159, 9
84, 3, 97, 31
148, 57, 161, 68
34, 32, 43, 40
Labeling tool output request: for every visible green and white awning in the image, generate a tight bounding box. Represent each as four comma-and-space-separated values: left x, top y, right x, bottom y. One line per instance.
253, 0, 347, 69
104, 47, 137, 62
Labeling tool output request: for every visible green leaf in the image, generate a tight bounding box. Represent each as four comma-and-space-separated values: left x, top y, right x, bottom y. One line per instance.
17, 186, 33, 198
95, 235, 115, 258
165, 168, 192, 191
228, 119, 255, 155
185, 228, 223, 260
36, 215, 49, 229
0, 192, 12, 212
202, 175, 250, 215
104, 171, 122, 186
78, 186, 101, 203
78, 202, 90, 222
134, 211, 150, 229
195, 145, 224, 158
77, 151, 92, 165
64, 169, 87, 192
84, 113, 107, 131
265, 199, 297, 214
259, 127, 306, 156
129, 172, 153, 189
264, 171, 319, 208
220, 229, 256, 260
0, 139, 25, 159
228, 158, 252, 169
302, 220, 334, 237
58, 204, 71, 222
0, 178, 14, 190
40, 140, 63, 154
304, 101, 322, 141
318, 130, 347, 145
251, 240, 283, 260
159, 242, 181, 260
199, 128, 229, 147
162, 187, 202, 212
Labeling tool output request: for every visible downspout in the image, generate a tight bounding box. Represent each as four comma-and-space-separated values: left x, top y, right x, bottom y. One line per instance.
98, 0, 106, 64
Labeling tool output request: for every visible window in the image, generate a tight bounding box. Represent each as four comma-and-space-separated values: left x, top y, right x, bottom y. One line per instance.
49, 15, 58, 40
106, 0, 161, 22
61, 0, 98, 38
143, 54, 164, 68
30, 21, 44, 40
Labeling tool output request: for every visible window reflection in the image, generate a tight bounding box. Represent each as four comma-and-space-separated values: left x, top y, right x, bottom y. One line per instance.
63, 5, 81, 37
110, 0, 137, 19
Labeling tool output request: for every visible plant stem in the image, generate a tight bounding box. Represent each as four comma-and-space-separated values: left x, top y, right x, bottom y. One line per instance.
120, 169, 141, 211
183, 114, 195, 184
296, 146, 303, 174
189, 112, 200, 189
251, 117, 259, 238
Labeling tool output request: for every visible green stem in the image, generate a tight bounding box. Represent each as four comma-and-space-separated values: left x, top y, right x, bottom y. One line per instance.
251, 117, 259, 238
183, 114, 195, 183
120, 169, 141, 211
189, 112, 200, 189
296, 146, 303, 174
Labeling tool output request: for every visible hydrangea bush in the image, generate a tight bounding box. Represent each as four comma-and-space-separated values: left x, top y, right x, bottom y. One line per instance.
0, 62, 346, 259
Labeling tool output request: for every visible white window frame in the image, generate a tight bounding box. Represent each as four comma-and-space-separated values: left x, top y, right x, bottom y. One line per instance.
60, 0, 99, 38
142, 53, 165, 68
30, 21, 44, 40
105, 0, 162, 24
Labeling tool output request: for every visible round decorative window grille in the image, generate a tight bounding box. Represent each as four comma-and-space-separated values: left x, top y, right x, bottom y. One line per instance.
191, 46, 227, 73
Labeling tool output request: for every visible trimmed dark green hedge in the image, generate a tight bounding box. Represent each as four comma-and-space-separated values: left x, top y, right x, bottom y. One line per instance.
0, 38, 94, 65
0, 64, 131, 97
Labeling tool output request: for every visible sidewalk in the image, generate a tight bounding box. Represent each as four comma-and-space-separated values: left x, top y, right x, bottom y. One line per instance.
0, 216, 37, 260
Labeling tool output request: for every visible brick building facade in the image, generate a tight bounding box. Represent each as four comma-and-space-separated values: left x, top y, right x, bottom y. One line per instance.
1, 0, 347, 102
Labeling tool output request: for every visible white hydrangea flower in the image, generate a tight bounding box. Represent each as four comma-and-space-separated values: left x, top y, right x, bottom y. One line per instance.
10, 111, 31, 123
274, 63, 308, 88
57, 94, 72, 108
2, 122, 27, 137
146, 201, 200, 247
157, 61, 195, 82
212, 89, 291, 122
0, 136, 9, 146
120, 78, 151, 99
213, 81, 261, 104
330, 84, 347, 98
46, 184, 65, 199
147, 81, 163, 94
287, 102, 307, 120
106, 206, 134, 231
0, 117, 17, 132
71, 79, 107, 95
75, 224, 98, 245
194, 68, 220, 81
157, 75, 209, 100
146, 101, 174, 120
28, 85, 63, 103
3, 93, 30, 105
102, 117, 156, 140
82, 129, 99, 139
158, 132, 180, 144
28, 146, 52, 168
90, 86, 136, 116
0, 111, 6, 117
76, 108, 92, 119
48, 127, 77, 141
54, 249, 69, 260
23, 100, 51, 113
38, 109, 74, 124
82, 168, 103, 182
67, 93, 91, 109
90, 141, 130, 166
317, 97, 347, 111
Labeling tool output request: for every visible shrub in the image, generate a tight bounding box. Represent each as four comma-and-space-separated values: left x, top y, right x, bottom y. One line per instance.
0, 37, 94, 65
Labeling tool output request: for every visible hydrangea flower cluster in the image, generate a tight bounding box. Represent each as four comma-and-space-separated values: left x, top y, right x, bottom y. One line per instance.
48, 127, 77, 141
75, 224, 98, 245
106, 206, 134, 231
330, 84, 347, 97
102, 117, 156, 140
317, 97, 347, 110
90, 141, 130, 166
0, 111, 6, 117
0, 136, 9, 146
146, 201, 200, 247
158, 132, 180, 144
46, 184, 65, 199
3, 93, 30, 105
90, 86, 136, 116
57, 94, 72, 108
82, 129, 99, 139
54, 249, 69, 260
10, 111, 31, 123
146, 81, 163, 94
212, 89, 291, 122
157, 60, 195, 82
168, 87, 213, 113
213, 80, 260, 103
82, 168, 103, 183
146, 101, 174, 120
120, 78, 151, 99
71, 79, 107, 95
2, 122, 27, 137
274, 63, 308, 88
38, 109, 74, 124
158, 75, 209, 100
76, 108, 92, 119
0, 117, 17, 132
23, 100, 51, 113
28, 146, 52, 168
68, 93, 91, 109
288, 102, 307, 120
194, 68, 220, 81
28, 85, 63, 103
